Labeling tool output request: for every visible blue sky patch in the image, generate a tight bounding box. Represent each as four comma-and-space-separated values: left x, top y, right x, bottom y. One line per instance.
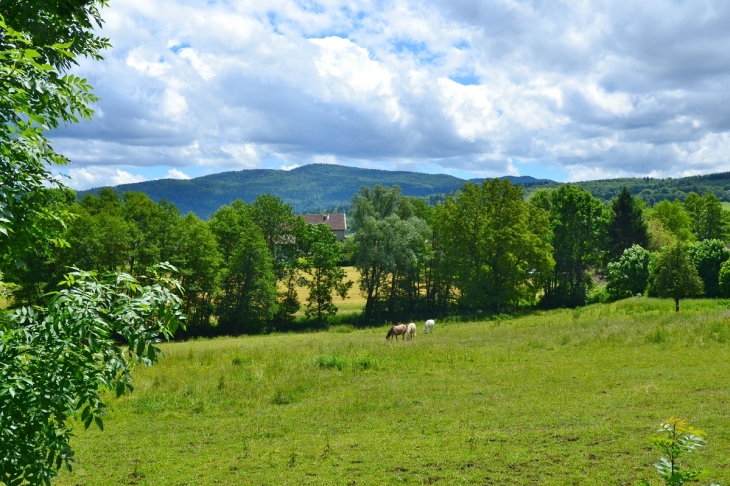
170, 42, 191, 54
450, 73, 480, 86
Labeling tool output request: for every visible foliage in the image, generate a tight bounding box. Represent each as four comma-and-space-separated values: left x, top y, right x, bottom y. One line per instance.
351, 185, 432, 318
639, 417, 718, 486
0, 265, 183, 486
299, 223, 353, 321
436, 179, 554, 311
684, 193, 730, 242
647, 200, 695, 243
0, 10, 101, 281
247, 195, 303, 323
647, 219, 680, 252
718, 260, 730, 298
606, 187, 649, 261
172, 213, 220, 334
541, 185, 605, 308
606, 245, 652, 301
687, 239, 730, 298
208, 201, 277, 334
649, 242, 704, 312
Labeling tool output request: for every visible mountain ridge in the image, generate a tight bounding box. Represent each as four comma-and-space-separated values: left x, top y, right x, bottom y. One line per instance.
78, 164, 554, 219
78, 164, 730, 219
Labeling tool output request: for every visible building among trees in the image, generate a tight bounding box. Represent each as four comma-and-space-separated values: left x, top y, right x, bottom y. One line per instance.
300, 214, 347, 241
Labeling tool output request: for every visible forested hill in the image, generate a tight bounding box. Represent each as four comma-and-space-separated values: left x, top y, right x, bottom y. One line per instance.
78, 164, 552, 219
79, 163, 730, 219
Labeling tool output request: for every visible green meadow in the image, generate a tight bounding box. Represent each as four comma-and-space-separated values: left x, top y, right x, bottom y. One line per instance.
56, 298, 730, 485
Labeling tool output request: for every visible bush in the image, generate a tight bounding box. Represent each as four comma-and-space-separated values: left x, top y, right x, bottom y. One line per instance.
718, 259, 730, 298
605, 245, 652, 301
314, 354, 346, 370
688, 239, 730, 297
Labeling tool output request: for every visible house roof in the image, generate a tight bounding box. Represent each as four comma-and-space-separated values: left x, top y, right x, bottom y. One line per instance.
300, 213, 347, 231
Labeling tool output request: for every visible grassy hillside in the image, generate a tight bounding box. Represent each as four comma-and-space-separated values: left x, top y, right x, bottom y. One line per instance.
57, 297, 730, 485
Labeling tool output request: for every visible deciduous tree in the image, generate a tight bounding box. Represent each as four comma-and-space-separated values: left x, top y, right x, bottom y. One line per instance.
605, 245, 652, 301
542, 185, 605, 308
687, 239, 730, 298
299, 223, 352, 321
209, 201, 277, 334
649, 242, 704, 312
437, 179, 554, 312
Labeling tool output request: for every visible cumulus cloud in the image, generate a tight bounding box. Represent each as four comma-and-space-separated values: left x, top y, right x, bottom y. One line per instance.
164, 168, 192, 179
66, 167, 147, 190
48, 0, 730, 185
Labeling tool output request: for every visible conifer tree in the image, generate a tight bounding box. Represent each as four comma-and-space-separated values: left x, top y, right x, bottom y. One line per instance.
606, 187, 649, 261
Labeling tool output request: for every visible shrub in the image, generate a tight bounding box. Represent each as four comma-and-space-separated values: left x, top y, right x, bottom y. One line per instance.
314, 354, 346, 370
606, 245, 652, 301
688, 239, 730, 297
717, 259, 730, 298
639, 417, 720, 486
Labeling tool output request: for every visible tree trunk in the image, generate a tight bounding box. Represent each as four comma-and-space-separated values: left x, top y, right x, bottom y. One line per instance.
675, 298, 680, 312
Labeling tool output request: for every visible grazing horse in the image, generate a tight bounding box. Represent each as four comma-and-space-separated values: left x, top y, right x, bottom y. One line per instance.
405, 323, 417, 340
386, 324, 408, 341
424, 319, 435, 334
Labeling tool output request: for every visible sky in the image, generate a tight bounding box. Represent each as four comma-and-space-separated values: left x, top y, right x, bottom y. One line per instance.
51, 0, 730, 190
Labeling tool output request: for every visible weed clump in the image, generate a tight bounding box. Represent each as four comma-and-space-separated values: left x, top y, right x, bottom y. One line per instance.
314, 354, 346, 370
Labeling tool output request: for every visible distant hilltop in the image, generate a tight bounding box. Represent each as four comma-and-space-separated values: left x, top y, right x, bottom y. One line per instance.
77, 164, 554, 219
77, 163, 730, 219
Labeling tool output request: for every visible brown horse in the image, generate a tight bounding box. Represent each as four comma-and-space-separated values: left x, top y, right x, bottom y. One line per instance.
386, 324, 408, 341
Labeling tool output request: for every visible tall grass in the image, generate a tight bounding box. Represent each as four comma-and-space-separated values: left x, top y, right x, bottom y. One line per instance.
56, 297, 730, 485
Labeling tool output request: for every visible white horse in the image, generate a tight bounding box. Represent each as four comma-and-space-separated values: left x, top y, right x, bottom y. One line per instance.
386, 324, 408, 341
424, 319, 435, 334
405, 323, 417, 340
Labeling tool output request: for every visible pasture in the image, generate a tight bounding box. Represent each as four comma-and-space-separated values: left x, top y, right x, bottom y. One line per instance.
56, 297, 730, 485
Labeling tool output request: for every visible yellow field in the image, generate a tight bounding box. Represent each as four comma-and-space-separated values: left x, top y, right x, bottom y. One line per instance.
287, 266, 365, 315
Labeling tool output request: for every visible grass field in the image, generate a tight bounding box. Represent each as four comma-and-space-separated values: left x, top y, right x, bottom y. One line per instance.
56, 297, 730, 485
291, 266, 365, 315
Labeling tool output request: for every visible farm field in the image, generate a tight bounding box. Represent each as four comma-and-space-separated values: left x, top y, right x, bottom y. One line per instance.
56, 297, 730, 485
290, 266, 365, 315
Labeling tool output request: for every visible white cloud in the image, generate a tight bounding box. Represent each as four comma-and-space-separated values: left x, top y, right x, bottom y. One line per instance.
165, 168, 191, 179
67, 167, 147, 190
46, 0, 730, 185
220, 143, 260, 168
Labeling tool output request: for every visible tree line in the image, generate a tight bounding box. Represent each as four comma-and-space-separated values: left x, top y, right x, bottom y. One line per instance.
6, 178, 730, 338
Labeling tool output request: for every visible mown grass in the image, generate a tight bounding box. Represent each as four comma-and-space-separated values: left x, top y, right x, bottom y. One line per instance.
56, 297, 730, 485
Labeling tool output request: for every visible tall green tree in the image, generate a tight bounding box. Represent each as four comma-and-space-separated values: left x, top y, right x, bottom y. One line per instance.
248, 195, 302, 323
437, 179, 554, 312
606, 187, 649, 261
209, 201, 277, 334
351, 185, 426, 318
687, 239, 730, 298
542, 185, 605, 308
173, 213, 220, 334
647, 200, 694, 242
649, 242, 704, 312
684, 192, 729, 241
299, 223, 352, 322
